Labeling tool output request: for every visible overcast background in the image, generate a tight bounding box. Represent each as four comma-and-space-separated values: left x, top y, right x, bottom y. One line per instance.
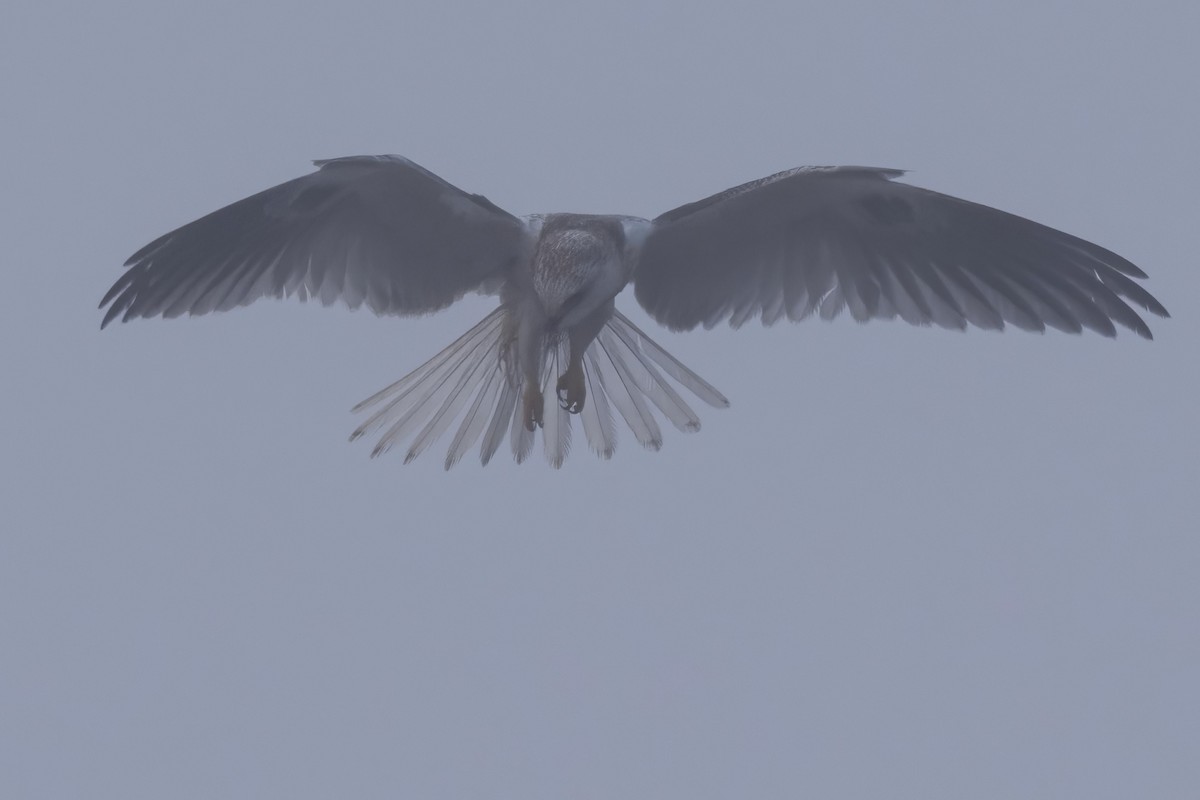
3, 1, 1197, 797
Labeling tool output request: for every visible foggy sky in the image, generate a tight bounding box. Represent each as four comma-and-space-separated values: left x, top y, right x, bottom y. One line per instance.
2, 1, 1197, 798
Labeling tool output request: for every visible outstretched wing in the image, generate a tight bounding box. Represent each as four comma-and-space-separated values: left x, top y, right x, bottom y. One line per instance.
101, 155, 527, 327
634, 167, 1169, 338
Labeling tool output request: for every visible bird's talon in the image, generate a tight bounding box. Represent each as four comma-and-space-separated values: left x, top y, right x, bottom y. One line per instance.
556, 371, 585, 414
522, 387, 544, 431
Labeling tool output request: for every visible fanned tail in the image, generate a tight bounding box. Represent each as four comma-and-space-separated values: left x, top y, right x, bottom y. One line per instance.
349, 307, 519, 469
351, 309, 729, 468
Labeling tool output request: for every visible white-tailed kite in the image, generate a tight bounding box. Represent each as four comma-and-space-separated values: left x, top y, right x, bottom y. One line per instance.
102, 155, 1169, 468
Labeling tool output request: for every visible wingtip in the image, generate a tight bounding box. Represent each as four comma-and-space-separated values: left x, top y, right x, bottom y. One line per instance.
97, 296, 113, 329
1132, 292, 1169, 320
99, 303, 124, 330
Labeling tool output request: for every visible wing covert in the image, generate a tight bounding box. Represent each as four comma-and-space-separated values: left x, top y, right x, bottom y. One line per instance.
634, 167, 1168, 338
101, 155, 527, 327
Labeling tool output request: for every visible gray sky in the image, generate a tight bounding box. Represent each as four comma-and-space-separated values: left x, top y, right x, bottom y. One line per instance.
3, 1, 1197, 797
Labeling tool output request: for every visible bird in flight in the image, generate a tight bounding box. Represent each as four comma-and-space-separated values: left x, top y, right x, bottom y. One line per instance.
101, 155, 1169, 468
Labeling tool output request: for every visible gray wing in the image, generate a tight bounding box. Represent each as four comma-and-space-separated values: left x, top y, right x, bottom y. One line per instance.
101, 155, 527, 328
634, 167, 1169, 338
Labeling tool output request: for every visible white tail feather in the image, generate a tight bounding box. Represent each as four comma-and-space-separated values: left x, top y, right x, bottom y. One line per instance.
592, 329, 663, 450
541, 338, 572, 468
443, 366, 502, 469
351, 308, 728, 468
579, 353, 616, 459
480, 378, 518, 466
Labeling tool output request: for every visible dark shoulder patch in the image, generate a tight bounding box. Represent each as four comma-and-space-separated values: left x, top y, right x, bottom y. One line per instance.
654, 166, 904, 225
654, 169, 803, 224
286, 183, 340, 214
857, 193, 915, 226
468, 192, 510, 217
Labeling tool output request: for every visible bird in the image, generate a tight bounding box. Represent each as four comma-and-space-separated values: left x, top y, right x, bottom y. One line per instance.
101, 155, 1169, 468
